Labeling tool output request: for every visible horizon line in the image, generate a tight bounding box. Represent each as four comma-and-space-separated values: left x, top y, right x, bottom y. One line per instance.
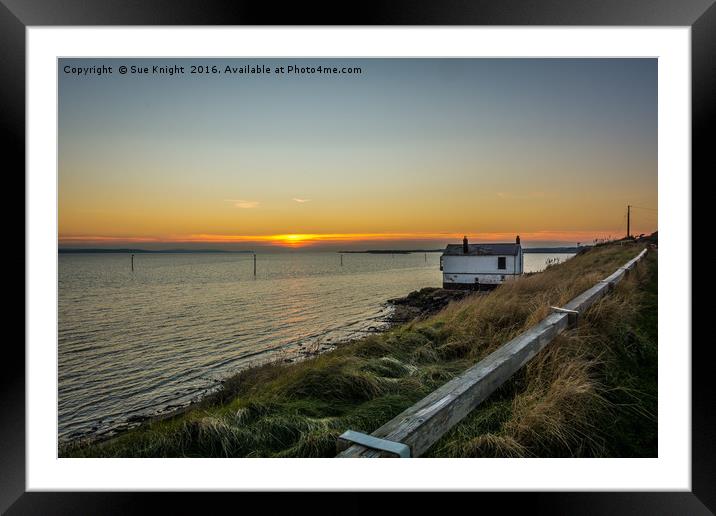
58, 229, 654, 248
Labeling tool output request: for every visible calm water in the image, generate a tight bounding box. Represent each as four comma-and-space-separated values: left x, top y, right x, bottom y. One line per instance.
58, 251, 573, 442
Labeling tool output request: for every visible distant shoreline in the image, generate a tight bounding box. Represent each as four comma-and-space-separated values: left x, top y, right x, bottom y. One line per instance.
341, 247, 585, 254
522, 247, 583, 254
339, 249, 444, 254
59, 246, 585, 255
58, 248, 254, 254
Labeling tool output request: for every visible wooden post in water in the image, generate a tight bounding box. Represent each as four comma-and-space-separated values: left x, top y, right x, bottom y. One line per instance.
425, 253, 427, 263
341, 253, 343, 267
253, 253, 256, 276
131, 254, 134, 271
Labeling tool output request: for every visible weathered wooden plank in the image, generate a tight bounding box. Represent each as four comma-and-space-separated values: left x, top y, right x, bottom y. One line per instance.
595, 249, 647, 291
336, 247, 648, 458
562, 282, 611, 313
600, 268, 626, 288
624, 249, 647, 270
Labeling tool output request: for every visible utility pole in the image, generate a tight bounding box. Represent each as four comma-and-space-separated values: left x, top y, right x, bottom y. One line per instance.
627, 205, 631, 239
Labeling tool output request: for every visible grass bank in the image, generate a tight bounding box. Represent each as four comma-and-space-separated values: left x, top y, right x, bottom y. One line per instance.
63, 242, 656, 458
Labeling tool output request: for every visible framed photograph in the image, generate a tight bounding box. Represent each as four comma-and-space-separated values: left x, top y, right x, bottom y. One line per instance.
7, 0, 711, 512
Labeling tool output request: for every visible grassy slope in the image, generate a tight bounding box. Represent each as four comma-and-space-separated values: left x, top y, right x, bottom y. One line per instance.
63, 243, 656, 458
426, 250, 657, 457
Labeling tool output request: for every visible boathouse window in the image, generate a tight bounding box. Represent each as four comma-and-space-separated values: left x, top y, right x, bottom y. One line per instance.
498, 256, 506, 270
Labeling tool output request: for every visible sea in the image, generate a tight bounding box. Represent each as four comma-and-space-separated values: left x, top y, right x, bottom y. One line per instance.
58, 251, 574, 442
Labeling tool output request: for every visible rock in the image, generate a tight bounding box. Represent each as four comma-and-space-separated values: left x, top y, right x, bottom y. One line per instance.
387, 287, 476, 322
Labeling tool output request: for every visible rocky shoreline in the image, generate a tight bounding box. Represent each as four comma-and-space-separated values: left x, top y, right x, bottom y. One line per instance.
385, 287, 478, 323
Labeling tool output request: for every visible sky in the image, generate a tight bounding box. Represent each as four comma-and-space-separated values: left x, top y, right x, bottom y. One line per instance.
58, 58, 658, 250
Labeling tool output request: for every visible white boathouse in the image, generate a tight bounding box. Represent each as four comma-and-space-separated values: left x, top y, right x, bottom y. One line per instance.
440, 236, 524, 290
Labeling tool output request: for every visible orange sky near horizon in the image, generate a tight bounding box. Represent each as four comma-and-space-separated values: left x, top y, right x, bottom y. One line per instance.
58, 229, 653, 249
57, 170, 658, 247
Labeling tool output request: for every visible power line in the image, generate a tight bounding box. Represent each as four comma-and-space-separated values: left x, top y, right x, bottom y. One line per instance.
626, 204, 658, 238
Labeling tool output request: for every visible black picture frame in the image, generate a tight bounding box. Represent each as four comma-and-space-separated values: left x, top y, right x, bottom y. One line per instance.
5, 1, 711, 513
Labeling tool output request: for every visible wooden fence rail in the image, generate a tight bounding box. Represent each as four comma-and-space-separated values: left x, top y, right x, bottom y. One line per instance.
336, 247, 648, 458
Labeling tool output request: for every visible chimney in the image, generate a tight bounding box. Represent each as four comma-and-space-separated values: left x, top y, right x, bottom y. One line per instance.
463, 236, 469, 254
516, 235, 521, 245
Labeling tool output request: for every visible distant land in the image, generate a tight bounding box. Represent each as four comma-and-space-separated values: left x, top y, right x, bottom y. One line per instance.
341, 247, 586, 255
59, 246, 587, 255
340, 249, 444, 254
522, 247, 585, 254
58, 248, 254, 254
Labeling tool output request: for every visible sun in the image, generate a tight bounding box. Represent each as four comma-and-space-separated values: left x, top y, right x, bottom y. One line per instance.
277, 234, 313, 247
